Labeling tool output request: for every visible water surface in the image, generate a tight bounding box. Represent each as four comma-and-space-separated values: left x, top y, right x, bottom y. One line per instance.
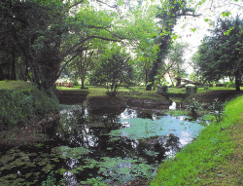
0, 105, 204, 185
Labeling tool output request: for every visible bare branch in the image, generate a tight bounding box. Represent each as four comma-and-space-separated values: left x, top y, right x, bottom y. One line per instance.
95, 0, 118, 9
58, 53, 79, 77
87, 25, 128, 40
212, 3, 243, 9
58, 45, 90, 76
64, 35, 122, 58
69, 0, 85, 9
59, 34, 122, 76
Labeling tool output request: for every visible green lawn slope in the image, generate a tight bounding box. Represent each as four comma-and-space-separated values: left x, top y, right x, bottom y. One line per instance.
151, 95, 243, 185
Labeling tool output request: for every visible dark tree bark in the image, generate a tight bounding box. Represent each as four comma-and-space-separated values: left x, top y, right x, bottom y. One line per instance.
235, 73, 241, 91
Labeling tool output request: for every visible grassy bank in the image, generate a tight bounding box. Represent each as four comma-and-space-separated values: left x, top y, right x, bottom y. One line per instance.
151, 95, 243, 185
57, 85, 167, 101
0, 81, 59, 130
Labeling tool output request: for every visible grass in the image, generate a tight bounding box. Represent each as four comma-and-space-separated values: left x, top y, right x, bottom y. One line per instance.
0, 80, 59, 136
0, 80, 32, 90
167, 86, 242, 94
168, 87, 186, 93
197, 86, 237, 93
56, 85, 243, 104
56, 85, 167, 101
150, 94, 243, 186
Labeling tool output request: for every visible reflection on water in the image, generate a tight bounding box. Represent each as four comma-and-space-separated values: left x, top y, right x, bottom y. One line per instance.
0, 105, 204, 185
169, 102, 177, 110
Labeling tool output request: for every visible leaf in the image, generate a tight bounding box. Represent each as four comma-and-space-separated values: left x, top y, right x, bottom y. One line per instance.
172, 34, 178, 40
148, 39, 154, 44
204, 18, 210, 22
150, 32, 158, 37
222, 11, 231, 17
224, 27, 235, 35
191, 28, 197, 32
118, 0, 124, 6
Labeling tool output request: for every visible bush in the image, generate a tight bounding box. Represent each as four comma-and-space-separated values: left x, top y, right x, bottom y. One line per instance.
0, 86, 59, 130
73, 79, 80, 86
226, 81, 235, 88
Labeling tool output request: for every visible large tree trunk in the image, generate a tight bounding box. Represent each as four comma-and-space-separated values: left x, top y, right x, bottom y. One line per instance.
176, 77, 182, 87
235, 73, 240, 91
146, 83, 152, 90
145, 68, 148, 86
11, 51, 16, 80
35, 43, 62, 91
81, 77, 85, 89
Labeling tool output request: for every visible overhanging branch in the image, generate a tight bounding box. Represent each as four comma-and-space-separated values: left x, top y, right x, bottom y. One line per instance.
95, 0, 118, 9
69, 0, 85, 9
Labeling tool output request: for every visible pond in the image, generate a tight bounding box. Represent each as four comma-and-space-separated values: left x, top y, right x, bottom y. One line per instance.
0, 105, 204, 185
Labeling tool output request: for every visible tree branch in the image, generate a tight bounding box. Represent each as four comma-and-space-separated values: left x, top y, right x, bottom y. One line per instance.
87, 25, 128, 40
95, 0, 118, 9
63, 35, 121, 58
69, 0, 85, 9
57, 53, 80, 77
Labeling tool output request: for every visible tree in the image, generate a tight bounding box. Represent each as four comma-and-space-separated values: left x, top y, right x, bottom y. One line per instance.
146, 0, 199, 90
90, 45, 134, 96
194, 16, 243, 91
129, 5, 158, 86
68, 49, 97, 89
164, 42, 188, 87
0, 0, 128, 91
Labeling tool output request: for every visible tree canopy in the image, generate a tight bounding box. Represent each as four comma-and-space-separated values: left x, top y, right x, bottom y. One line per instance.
89, 44, 134, 96
146, 0, 199, 90
193, 16, 243, 90
0, 0, 131, 91
1, 0, 242, 94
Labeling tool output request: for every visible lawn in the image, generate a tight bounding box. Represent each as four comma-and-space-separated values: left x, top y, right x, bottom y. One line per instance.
56, 85, 243, 102
151, 94, 243, 186
56, 85, 166, 100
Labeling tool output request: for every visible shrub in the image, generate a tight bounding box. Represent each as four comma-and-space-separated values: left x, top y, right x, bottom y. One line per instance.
0, 86, 59, 130
187, 98, 200, 116
209, 98, 225, 123
226, 81, 235, 88
73, 79, 80, 86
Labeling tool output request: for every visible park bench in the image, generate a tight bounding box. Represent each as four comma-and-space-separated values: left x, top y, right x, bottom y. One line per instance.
55, 82, 73, 88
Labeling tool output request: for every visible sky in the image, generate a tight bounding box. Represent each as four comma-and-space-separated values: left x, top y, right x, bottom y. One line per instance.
173, 0, 243, 74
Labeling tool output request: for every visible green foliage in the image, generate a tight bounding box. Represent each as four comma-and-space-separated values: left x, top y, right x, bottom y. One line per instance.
73, 79, 80, 86
0, 86, 58, 129
209, 98, 225, 123
164, 41, 188, 86
83, 177, 106, 186
166, 109, 188, 116
41, 171, 66, 186
0, 0, 131, 90
226, 81, 235, 88
193, 16, 243, 91
152, 95, 243, 185
90, 45, 135, 96
52, 146, 90, 159
187, 98, 200, 116
41, 171, 56, 186
154, 76, 169, 86
147, 0, 197, 90
109, 116, 203, 139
